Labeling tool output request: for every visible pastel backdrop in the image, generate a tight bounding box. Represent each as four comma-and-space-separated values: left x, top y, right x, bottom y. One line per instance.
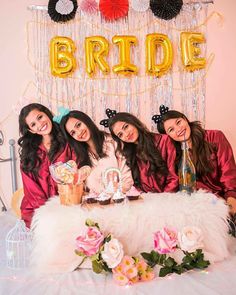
0, 0, 236, 207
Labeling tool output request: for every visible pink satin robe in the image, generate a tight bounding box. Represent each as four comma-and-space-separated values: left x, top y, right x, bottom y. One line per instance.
84, 135, 133, 193
20, 143, 74, 228
137, 133, 178, 193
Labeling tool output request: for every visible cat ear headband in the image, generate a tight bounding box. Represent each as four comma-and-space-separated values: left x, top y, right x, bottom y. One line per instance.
100, 108, 117, 128
152, 104, 169, 124
53, 106, 70, 124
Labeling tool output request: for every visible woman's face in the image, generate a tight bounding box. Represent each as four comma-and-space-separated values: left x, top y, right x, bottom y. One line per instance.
65, 117, 91, 142
163, 117, 191, 142
112, 121, 139, 143
25, 109, 52, 136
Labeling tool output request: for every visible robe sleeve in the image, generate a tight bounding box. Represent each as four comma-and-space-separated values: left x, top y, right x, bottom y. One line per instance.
116, 152, 134, 192
158, 135, 179, 192
20, 169, 49, 228
215, 131, 236, 199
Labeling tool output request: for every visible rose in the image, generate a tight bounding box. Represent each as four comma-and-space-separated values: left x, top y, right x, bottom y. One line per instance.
154, 227, 178, 254
178, 226, 203, 253
76, 227, 104, 256
101, 238, 124, 268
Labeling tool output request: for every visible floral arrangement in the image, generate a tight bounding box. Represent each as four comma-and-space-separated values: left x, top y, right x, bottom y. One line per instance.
75, 219, 154, 285
75, 220, 210, 286
141, 227, 210, 277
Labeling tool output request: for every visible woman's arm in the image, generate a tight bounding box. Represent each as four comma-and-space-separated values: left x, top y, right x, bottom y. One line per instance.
215, 131, 236, 201
158, 135, 179, 192
116, 152, 134, 192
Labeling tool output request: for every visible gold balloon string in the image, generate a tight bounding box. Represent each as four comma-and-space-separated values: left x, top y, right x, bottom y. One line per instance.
173, 52, 215, 91
22, 53, 214, 104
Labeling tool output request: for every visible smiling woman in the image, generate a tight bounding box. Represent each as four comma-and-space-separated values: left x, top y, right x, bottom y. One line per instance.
106, 111, 178, 193
59, 110, 133, 193
154, 105, 236, 214
18, 103, 74, 228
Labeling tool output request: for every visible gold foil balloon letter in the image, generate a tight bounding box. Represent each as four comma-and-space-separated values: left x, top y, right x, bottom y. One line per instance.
146, 33, 173, 77
85, 36, 110, 77
112, 35, 138, 76
181, 32, 206, 72
50, 36, 76, 78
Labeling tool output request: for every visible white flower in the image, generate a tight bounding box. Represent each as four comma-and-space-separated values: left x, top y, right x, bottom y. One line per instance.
178, 226, 204, 253
101, 238, 124, 268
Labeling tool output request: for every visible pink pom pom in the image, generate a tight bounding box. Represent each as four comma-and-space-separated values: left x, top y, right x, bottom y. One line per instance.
80, 0, 98, 15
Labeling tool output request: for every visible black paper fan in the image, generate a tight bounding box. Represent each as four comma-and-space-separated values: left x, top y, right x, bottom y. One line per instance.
150, 0, 183, 20
48, 0, 78, 23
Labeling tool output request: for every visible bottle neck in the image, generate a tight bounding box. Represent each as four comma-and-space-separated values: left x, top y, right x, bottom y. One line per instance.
181, 141, 192, 162
181, 141, 189, 151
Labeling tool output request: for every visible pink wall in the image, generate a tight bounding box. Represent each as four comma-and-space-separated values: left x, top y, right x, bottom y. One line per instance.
206, 0, 236, 153
0, 0, 236, 205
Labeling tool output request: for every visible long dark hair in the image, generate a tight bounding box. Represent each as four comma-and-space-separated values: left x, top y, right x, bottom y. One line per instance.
156, 110, 216, 175
60, 110, 108, 167
18, 103, 66, 177
108, 112, 168, 190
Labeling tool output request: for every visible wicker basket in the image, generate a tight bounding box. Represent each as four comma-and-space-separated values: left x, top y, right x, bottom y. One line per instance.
58, 183, 83, 206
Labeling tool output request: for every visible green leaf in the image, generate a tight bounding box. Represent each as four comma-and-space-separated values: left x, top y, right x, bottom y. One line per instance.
74, 250, 85, 257
90, 253, 99, 261
159, 267, 172, 277
102, 261, 112, 273
151, 250, 159, 260
173, 265, 185, 275
141, 252, 153, 262
85, 219, 100, 229
164, 257, 175, 268
196, 260, 210, 269
92, 260, 103, 274
104, 235, 112, 243
182, 255, 192, 264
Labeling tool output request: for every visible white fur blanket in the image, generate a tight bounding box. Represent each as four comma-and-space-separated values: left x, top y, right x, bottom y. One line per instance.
31, 191, 231, 274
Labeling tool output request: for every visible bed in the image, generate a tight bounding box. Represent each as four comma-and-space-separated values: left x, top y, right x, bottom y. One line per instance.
1, 192, 236, 295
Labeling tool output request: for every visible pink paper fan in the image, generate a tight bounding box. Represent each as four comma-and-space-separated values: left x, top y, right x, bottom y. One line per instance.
99, 0, 129, 21
131, 0, 149, 12
80, 0, 98, 15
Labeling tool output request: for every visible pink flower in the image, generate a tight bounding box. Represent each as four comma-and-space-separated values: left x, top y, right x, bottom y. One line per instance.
125, 265, 138, 279
113, 273, 129, 286
140, 271, 155, 282
178, 226, 203, 253
76, 227, 104, 256
136, 260, 148, 274
112, 264, 123, 274
154, 227, 178, 254
119, 255, 135, 273
101, 238, 124, 268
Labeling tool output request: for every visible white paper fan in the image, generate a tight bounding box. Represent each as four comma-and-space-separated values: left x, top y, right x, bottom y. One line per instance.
131, 0, 149, 12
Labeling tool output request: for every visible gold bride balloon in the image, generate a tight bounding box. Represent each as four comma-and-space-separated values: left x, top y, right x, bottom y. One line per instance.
180, 32, 206, 72
146, 33, 173, 77
50, 36, 76, 78
85, 36, 110, 77
112, 35, 138, 76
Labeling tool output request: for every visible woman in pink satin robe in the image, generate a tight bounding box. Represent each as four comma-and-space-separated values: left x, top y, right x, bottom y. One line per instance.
101, 110, 178, 193
59, 110, 133, 193
18, 103, 73, 228
153, 105, 236, 214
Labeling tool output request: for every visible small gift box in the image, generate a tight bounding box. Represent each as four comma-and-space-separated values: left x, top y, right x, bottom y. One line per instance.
58, 183, 84, 206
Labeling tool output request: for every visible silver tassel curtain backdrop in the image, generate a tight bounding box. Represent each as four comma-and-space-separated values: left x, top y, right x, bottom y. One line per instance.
26, 1, 211, 129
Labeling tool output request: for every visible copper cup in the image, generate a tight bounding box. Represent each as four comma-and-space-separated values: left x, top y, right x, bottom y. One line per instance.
58, 183, 84, 206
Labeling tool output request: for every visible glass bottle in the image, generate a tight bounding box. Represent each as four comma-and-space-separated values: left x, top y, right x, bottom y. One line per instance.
178, 141, 196, 194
